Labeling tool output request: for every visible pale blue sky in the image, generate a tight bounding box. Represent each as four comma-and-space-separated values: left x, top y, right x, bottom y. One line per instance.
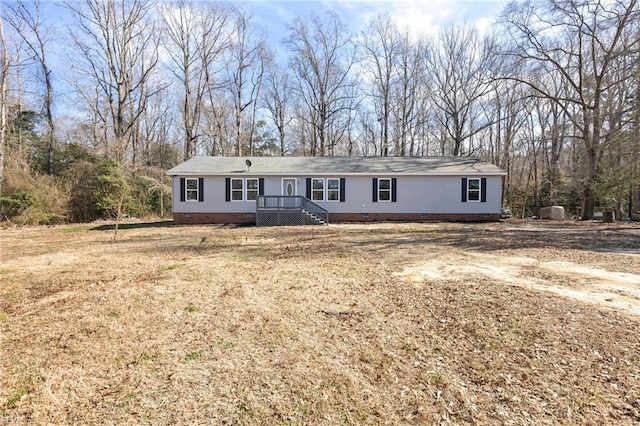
4, 0, 510, 116
243, 0, 509, 45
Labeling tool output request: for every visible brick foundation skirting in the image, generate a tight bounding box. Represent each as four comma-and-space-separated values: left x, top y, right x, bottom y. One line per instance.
173, 212, 256, 225
329, 213, 500, 222
173, 212, 500, 224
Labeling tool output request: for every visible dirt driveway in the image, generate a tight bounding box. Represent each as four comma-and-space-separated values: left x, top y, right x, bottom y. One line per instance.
338, 220, 640, 316
398, 233, 640, 316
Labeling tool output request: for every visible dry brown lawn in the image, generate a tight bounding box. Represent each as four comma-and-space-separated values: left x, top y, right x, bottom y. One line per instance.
1, 220, 640, 425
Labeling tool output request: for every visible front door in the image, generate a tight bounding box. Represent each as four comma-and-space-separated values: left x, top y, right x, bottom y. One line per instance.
282, 178, 297, 196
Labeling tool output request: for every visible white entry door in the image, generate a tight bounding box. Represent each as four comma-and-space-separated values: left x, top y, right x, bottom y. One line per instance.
282, 178, 297, 196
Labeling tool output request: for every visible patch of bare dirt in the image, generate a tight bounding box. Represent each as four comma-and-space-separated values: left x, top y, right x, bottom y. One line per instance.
398, 251, 640, 316
1, 220, 639, 425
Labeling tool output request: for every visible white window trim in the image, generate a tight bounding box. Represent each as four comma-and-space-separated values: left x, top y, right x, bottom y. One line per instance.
185, 178, 199, 202
378, 178, 392, 203
231, 178, 244, 202
246, 178, 259, 201
231, 178, 260, 202
311, 178, 325, 201
310, 178, 342, 202
467, 178, 481, 203
326, 178, 340, 202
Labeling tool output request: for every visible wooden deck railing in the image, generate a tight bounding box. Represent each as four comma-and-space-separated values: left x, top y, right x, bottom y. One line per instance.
256, 196, 328, 226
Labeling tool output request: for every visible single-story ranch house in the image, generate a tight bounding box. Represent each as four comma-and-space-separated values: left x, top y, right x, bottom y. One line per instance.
166, 156, 507, 225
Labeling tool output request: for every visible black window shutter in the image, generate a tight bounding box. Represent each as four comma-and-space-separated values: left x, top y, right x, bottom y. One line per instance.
259, 178, 265, 196
225, 178, 231, 202
481, 178, 487, 202
340, 178, 346, 202
198, 178, 204, 202
391, 178, 397, 202
306, 178, 311, 198
180, 178, 185, 202
372, 178, 378, 202
461, 178, 467, 202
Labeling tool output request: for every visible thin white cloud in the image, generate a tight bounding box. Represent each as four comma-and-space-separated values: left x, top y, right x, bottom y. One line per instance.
231, 0, 509, 52
247, 1, 507, 37
354, 0, 507, 37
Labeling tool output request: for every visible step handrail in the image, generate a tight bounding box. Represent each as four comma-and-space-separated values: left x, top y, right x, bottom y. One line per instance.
257, 195, 328, 224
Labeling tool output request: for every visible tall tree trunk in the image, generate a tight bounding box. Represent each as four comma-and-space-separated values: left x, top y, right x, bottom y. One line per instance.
5, 0, 56, 174
499, 0, 639, 220
0, 19, 8, 198
67, 0, 159, 164
41, 21, 55, 175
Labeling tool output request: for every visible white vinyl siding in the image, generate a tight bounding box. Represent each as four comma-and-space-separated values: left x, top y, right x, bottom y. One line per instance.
173, 175, 502, 215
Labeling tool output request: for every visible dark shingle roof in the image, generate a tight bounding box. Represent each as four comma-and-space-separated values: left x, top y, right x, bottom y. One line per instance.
167, 156, 507, 176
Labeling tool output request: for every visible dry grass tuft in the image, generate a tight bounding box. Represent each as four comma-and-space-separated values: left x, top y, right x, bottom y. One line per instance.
1, 220, 639, 424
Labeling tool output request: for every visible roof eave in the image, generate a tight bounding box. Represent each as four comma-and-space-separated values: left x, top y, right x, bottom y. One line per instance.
167, 171, 508, 176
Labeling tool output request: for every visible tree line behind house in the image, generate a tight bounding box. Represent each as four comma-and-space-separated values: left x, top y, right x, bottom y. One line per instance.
0, 0, 638, 224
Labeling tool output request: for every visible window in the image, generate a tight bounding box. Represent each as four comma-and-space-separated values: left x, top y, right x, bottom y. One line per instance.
180, 177, 203, 202
327, 178, 340, 201
312, 178, 324, 201
372, 178, 396, 202
246, 178, 259, 201
462, 177, 486, 203
225, 178, 264, 202
284, 180, 295, 196
306, 178, 345, 202
378, 178, 391, 202
186, 178, 199, 201
467, 178, 480, 201
231, 178, 243, 201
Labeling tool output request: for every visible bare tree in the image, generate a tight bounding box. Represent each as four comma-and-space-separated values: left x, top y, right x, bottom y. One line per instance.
4, 0, 56, 175
360, 13, 401, 156
66, 0, 160, 164
483, 75, 530, 206
262, 58, 293, 155
202, 96, 233, 156
227, 9, 267, 156
0, 18, 9, 197
426, 24, 496, 156
392, 32, 427, 156
135, 74, 174, 166
628, 63, 640, 218
521, 102, 546, 217
162, 0, 231, 160
70, 80, 110, 156
499, 0, 640, 219
285, 11, 358, 156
